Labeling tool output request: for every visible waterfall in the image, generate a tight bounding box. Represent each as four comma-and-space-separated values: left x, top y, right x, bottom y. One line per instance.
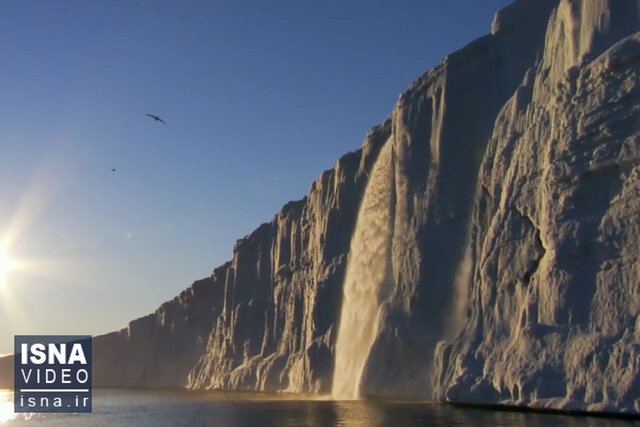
332, 140, 395, 399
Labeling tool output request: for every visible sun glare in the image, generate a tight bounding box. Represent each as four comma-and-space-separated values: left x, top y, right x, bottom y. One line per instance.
0, 245, 14, 287
0, 390, 15, 424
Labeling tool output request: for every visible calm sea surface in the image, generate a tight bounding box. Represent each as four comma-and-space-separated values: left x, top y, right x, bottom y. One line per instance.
2, 389, 640, 427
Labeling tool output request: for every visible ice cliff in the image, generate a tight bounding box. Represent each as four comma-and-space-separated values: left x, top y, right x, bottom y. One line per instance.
434, 0, 640, 414
8, 0, 639, 415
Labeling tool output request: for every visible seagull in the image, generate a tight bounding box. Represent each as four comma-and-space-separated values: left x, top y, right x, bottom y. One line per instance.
146, 113, 166, 124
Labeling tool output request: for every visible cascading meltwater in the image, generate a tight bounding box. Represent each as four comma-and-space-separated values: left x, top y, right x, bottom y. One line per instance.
332, 140, 395, 399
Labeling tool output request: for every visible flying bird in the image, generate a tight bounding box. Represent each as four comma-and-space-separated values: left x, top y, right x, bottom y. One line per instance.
146, 113, 166, 124
110, 168, 116, 172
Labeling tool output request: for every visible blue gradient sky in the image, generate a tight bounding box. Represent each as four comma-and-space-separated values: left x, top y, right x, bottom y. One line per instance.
0, 0, 513, 354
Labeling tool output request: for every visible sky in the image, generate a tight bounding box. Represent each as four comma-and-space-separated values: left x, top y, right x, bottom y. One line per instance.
0, 0, 514, 355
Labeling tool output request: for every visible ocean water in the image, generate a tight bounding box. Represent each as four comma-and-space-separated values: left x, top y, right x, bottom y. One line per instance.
1, 389, 640, 427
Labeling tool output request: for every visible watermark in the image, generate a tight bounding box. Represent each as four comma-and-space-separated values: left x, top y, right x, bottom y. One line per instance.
14, 335, 92, 413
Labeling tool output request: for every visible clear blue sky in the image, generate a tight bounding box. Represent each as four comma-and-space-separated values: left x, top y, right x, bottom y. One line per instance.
0, 0, 514, 355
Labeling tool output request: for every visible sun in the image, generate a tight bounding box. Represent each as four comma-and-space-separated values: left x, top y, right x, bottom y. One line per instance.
0, 244, 15, 287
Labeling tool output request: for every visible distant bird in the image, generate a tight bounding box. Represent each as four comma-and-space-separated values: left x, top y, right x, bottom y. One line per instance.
110, 168, 116, 172
146, 113, 166, 124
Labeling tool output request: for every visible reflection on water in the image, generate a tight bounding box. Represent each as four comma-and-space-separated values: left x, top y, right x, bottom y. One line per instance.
331, 400, 640, 427
1, 389, 640, 426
